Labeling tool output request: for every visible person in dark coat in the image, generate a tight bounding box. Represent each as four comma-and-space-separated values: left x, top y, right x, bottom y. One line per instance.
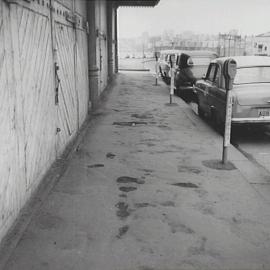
177, 53, 197, 86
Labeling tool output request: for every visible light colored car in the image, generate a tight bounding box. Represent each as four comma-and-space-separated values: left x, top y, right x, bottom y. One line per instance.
158, 50, 180, 83
174, 50, 218, 95
195, 56, 270, 126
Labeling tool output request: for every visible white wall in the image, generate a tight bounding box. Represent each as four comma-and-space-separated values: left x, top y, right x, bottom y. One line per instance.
0, 0, 89, 243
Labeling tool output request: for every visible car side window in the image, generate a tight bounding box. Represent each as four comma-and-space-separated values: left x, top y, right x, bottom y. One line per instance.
206, 64, 219, 83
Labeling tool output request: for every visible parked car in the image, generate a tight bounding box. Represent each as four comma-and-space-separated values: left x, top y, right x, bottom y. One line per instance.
174, 50, 218, 96
194, 56, 270, 127
158, 50, 180, 83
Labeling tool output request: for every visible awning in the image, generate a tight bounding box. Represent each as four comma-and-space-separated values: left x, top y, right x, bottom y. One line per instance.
112, 0, 160, 7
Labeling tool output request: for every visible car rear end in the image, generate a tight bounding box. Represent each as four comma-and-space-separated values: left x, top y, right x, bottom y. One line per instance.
232, 84, 270, 124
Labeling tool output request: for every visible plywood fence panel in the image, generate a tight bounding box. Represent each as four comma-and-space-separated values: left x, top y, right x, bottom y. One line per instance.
76, 29, 89, 126
0, 1, 56, 240
16, 6, 56, 190
55, 21, 78, 155
0, 0, 91, 243
0, 1, 24, 240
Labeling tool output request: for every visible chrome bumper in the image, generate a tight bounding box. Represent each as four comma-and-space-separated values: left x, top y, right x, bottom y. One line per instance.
232, 117, 270, 124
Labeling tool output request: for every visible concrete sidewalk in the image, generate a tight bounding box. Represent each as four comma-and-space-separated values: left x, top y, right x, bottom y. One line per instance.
2, 72, 270, 270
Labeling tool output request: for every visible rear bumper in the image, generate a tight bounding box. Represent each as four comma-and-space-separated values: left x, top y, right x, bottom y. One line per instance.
232, 117, 270, 124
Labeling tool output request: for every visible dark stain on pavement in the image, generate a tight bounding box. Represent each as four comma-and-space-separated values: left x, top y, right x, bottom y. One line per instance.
178, 165, 202, 174
188, 236, 207, 255
117, 176, 145, 184
135, 203, 156, 208
139, 267, 155, 270
168, 222, 195, 234
87, 164, 104, 168
131, 113, 152, 119
35, 213, 65, 230
76, 148, 91, 159
188, 236, 221, 259
92, 111, 108, 117
139, 169, 154, 173
158, 125, 172, 130
117, 225, 129, 238
171, 182, 198, 188
202, 159, 236, 170
106, 152, 116, 159
119, 186, 137, 192
160, 201, 175, 207
115, 202, 130, 219
119, 193, 127, 198
113, 121, 148, 126
146, 142, 156, 147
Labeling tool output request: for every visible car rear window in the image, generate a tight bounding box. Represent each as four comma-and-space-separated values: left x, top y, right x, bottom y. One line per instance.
191, 57, 214, 66
234, 66, 270, 84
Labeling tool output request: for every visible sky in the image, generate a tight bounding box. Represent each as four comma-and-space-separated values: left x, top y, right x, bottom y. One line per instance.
118, 0, 270, 38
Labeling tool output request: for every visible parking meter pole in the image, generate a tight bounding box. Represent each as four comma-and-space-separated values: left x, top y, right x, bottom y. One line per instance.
222, 90, 233, 164
155, 59, 158, 86
221, 58, 237, 164
170, 66, 175, 104
154, 52, 160, 86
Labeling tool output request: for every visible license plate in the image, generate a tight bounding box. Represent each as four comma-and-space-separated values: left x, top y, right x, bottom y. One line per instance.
258, 108, 270, 117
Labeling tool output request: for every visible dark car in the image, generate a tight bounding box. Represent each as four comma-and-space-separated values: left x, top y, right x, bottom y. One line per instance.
174, 51, 218, 96
194, 56, 270, 127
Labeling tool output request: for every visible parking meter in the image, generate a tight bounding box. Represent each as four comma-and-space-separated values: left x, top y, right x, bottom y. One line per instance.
222, 58, 237, 164
223, 59, 237, 90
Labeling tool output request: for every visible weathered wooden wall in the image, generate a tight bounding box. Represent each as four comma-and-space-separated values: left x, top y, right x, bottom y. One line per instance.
0, 0, 89, 242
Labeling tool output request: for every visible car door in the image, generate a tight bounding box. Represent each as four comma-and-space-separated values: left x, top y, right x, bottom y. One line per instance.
207, 64, 227, 122
196, 63, 217, 115
159, 53, 166, 75
164, 54, 171, 77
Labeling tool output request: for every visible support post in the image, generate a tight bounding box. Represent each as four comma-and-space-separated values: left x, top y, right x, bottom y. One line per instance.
170, 65, 175, 104
107, 1, 114, 81
154, 52, 159, 86
222, 58, 237, 164
87, 0, 99, 110
114, 7, 118, 73
222, 90, 233, 164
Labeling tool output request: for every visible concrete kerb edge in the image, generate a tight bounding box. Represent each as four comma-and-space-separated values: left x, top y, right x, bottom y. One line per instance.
0, 76, 118, 270
178, 96, 270, 189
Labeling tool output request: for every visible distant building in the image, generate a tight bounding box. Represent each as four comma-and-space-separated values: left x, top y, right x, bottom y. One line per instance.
254, 32, 270, 56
